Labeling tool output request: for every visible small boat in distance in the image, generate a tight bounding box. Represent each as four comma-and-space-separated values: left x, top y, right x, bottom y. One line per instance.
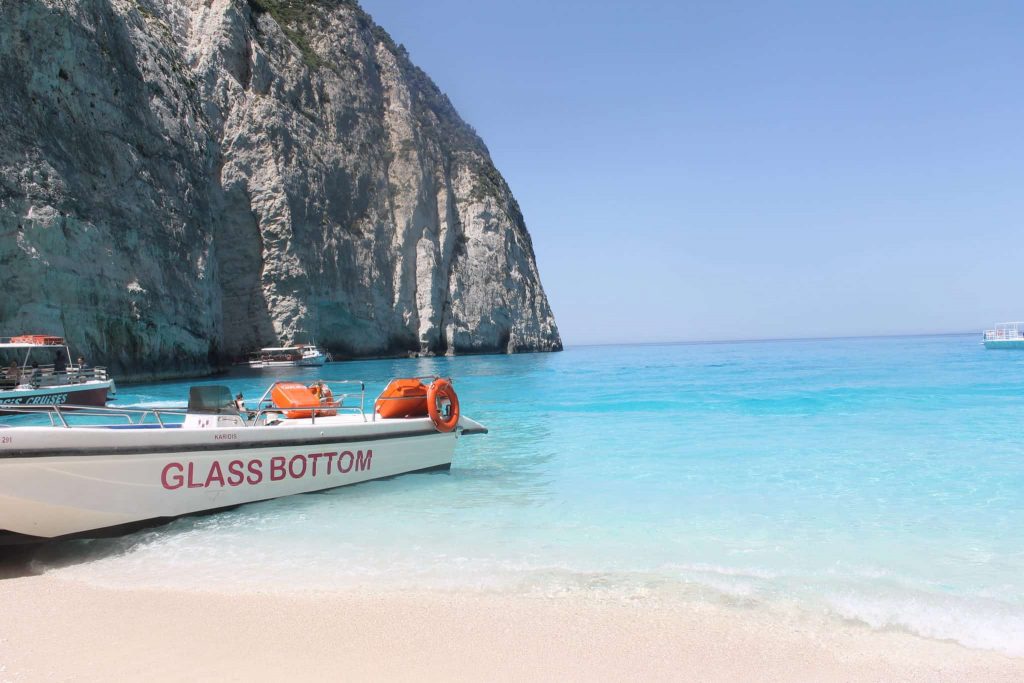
248, 344, 329, 368
0, 335, 116, 410
0, 376, 484, 542
983, 322, 1024, 349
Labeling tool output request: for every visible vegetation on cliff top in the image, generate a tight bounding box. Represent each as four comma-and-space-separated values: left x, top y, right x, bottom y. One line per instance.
247, 0, 354, 69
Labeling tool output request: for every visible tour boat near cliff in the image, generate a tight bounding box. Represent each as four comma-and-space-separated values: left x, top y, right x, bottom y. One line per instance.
0, 377, 484, 543
983, 322, 1024, 349
247, 344, 329, 368
0, 335, 116, 411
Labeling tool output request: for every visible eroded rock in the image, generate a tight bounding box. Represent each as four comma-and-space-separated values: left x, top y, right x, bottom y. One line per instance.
0, 0, 561, 379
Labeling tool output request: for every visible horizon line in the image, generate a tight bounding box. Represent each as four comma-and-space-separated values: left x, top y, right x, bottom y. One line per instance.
564, 330, 979, 349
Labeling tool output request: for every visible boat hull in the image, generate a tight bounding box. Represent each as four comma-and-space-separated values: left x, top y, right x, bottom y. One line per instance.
0, 423, 456, 540
984, 339, 1024, 349
0, 382, 112, 413
248, 356, 327, 368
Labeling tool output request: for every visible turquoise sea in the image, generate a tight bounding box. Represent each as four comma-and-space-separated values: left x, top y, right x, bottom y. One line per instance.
31, 334, 1024, 655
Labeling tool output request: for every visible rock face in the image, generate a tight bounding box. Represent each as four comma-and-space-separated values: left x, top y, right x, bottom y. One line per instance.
0, 0, 561, 379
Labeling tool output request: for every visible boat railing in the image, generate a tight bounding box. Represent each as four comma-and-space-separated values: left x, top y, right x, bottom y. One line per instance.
984, 323, 1024, 341
0, 379, 432, 428
0, 403, 187, 428
0, 364, 110, 391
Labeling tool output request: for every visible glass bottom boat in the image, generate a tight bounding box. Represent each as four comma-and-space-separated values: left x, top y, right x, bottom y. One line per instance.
0, 377, 484, 542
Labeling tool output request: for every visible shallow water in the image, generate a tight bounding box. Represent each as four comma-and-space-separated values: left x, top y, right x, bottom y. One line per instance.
27, 335, 1024, 655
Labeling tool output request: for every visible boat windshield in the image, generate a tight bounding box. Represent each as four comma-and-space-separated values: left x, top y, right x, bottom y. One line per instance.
187, 385, 237, 414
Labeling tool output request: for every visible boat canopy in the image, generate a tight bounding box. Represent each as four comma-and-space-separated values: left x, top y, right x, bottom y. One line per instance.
0, 340, 73, 373
0, 342, 69, 350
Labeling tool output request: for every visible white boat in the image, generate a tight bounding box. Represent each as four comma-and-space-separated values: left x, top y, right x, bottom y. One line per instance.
248, 344, 329, 368
0, 377, 485, 542
983, 322, 1024, 349
0, 335, 116, 411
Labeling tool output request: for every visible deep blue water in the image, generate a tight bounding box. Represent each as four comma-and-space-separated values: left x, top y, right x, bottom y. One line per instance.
35, 335, 1024, 654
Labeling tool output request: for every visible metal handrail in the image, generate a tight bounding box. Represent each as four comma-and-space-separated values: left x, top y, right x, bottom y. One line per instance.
1, 365, 110, 387
984, 323, 1024, 341
0, 403, 186, 427
0, 379, 450, 429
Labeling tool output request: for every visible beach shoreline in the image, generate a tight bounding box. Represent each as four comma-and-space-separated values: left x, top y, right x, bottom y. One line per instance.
1, 574, 1021, 682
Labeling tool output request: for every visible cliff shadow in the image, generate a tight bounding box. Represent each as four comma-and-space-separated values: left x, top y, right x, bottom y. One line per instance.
215, 185, 277, 357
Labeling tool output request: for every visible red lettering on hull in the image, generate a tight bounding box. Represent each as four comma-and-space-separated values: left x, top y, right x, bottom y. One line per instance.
338, 451, 353, 473
227, 460, 245, 486
161, 462, 184, 490
204, 461, 225, 488
186, 462, 204, 488
356, 449, 373, 471
270, 456, 286, 481
162, 450, 376, 490
247, 459, 263, 485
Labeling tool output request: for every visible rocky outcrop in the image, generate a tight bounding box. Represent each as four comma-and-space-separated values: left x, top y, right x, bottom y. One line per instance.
0, 0, 561, 379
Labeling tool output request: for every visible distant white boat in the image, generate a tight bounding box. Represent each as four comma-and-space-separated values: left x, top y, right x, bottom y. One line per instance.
982, 322, 1024, 349
248, 344, 329, 368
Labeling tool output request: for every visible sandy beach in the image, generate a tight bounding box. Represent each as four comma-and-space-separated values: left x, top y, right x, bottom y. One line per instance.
0, 573, 1021, 682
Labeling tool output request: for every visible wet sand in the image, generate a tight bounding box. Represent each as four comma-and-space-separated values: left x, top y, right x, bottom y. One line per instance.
0, 574, 1021, 682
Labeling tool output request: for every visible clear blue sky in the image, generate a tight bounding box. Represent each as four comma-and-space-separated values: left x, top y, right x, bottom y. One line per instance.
360, 0, 1024, 345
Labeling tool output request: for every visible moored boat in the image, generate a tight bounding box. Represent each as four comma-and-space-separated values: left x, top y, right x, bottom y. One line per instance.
0, 335, 116, 410
0, 377, 484, 542
983, 322, 1024, 349
248, 344, 329, 368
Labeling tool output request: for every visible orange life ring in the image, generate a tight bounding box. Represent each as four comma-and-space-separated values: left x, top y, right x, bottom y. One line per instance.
426, 378, 459, 433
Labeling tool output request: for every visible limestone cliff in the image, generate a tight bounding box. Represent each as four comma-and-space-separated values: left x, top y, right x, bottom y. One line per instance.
0, 0, 561, 379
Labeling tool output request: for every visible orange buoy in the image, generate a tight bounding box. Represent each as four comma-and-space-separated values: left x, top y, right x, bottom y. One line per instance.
375, 378, 429, 418
427, 378, 460, 432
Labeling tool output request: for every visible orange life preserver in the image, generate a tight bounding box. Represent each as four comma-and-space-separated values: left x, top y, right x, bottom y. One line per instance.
426, 378, 459, 433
